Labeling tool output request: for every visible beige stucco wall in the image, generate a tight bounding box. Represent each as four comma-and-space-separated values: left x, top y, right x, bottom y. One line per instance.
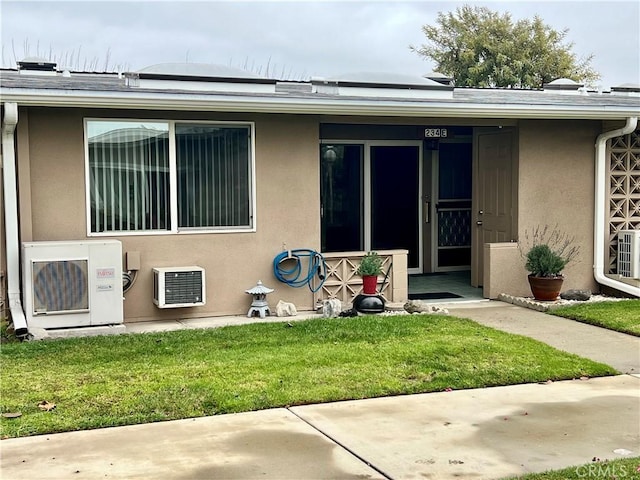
515, 119, 600, 294
20, 107, 320, 322
483, 243, 528, 298
17, 109, 610, 319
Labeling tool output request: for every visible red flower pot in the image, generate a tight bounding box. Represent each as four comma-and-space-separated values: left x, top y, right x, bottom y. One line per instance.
362, 275, 378, 295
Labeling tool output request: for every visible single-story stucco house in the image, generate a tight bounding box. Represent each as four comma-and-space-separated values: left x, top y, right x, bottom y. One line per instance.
1, 59, 639, 337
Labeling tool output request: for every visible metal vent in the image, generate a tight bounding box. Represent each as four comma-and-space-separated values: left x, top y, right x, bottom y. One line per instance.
617, 230, 640, 279
164, 270, 203, 304
153, 267, 206, 308
32, 260, 89, 313
18, 58, 57, 72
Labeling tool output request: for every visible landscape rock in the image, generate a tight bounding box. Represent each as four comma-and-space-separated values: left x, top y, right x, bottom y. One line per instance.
275, 300, 297, 317
560, 289, 592, 301
404, 300, 449, 315
385, 302, 406, 312
322, 298, 342, 318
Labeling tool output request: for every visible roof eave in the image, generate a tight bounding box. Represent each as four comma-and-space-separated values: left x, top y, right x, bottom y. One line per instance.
2, 88, 638, 120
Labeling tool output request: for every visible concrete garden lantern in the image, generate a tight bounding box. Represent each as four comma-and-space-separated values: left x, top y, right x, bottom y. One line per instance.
245, 280, 274, 318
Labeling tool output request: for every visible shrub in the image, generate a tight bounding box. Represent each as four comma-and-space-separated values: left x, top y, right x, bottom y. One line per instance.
520, 225, 580, 278
356, 252, 383, 276
525, 244, 568, 277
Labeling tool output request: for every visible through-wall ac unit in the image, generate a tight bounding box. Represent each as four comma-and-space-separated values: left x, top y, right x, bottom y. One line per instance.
153, 267, 206, 308
22, 240, 124, 329
617, 230, 640, 279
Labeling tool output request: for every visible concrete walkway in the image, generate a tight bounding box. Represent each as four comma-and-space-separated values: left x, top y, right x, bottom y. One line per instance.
2, 301, 639, 480
446, 301, 640, 374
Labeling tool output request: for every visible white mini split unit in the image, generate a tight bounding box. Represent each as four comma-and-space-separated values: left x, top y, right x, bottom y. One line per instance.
22, 240, 124, 329
153, 267, 206, 308
617, 230, 640, 279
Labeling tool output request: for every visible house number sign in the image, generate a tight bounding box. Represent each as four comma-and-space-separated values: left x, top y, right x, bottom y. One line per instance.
424, 128, 448, 138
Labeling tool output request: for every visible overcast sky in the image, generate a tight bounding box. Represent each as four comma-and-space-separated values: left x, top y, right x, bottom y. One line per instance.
2, 0, 639, 88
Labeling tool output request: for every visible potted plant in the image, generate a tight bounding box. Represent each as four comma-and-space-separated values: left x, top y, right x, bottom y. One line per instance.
356, 251, 383, 295
522, 226, 580, 301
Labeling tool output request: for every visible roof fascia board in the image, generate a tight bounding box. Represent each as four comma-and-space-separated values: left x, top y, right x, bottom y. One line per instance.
2, 88, 638, 120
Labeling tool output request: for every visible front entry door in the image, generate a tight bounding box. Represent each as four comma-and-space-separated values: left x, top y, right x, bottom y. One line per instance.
472, 130, 515, 286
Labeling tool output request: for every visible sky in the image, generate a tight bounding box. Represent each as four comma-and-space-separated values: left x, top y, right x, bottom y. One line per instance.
1, 0, 639, 89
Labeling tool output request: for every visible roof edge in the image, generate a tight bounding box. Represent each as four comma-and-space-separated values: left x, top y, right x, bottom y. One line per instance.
2, 88, 638, 120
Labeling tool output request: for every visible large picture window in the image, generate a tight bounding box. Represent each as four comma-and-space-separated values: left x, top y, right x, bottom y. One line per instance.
86, 119, 254, 234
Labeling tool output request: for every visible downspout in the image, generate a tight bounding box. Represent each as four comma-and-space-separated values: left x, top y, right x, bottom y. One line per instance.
1, 102, 29, 337
594, 116, 639, 297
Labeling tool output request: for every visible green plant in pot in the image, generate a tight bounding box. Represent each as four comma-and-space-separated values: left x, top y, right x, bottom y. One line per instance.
356, 252, 383, 295
522, 226, 580, 301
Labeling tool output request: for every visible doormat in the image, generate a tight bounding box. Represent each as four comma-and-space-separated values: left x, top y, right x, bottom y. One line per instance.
409, 272, 449, 277
408, 292, 462, 300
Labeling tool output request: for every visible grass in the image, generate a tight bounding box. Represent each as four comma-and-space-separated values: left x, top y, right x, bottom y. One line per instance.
0, 314, 617, 438
551, 299, 640, 336
505, 456, 640, 479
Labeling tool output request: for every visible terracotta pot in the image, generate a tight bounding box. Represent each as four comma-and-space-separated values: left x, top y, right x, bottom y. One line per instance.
527, 274, 564, 301
362, 275, 379, 295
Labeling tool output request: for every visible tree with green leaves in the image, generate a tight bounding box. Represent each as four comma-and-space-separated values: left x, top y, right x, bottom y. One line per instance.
411, 5, 600, 88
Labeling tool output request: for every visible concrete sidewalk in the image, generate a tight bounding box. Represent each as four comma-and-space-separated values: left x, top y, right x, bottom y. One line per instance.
2, 300, 639, 479
1, 376, 638, 479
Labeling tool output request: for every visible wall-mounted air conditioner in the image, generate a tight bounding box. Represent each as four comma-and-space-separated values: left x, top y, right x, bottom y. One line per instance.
153, 267, 206, 308
22, 240, 124, 329
617, 230, 640, 279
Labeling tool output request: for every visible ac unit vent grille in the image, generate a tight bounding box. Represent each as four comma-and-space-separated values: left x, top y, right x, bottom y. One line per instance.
163, 270, 203, 305
32, 260, 89, 313
617, 230, 640, 279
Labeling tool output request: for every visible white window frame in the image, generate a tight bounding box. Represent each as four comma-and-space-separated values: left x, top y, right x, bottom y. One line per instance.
84, 118, 256, 236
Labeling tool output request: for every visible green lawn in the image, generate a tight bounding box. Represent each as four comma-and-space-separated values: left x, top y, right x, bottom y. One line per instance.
0, 314, 617, 438
551, 299, 640, 336
505, 457, 640, 479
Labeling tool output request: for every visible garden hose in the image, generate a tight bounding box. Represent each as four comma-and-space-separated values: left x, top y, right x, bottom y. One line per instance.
273, 249, 327, 293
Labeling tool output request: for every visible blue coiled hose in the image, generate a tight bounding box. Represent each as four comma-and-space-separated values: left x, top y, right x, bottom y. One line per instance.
273, 249, 327, 292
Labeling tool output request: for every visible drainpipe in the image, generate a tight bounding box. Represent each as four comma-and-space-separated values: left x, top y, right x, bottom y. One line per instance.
1, 102, 29, 337
594, 116, 640, 297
